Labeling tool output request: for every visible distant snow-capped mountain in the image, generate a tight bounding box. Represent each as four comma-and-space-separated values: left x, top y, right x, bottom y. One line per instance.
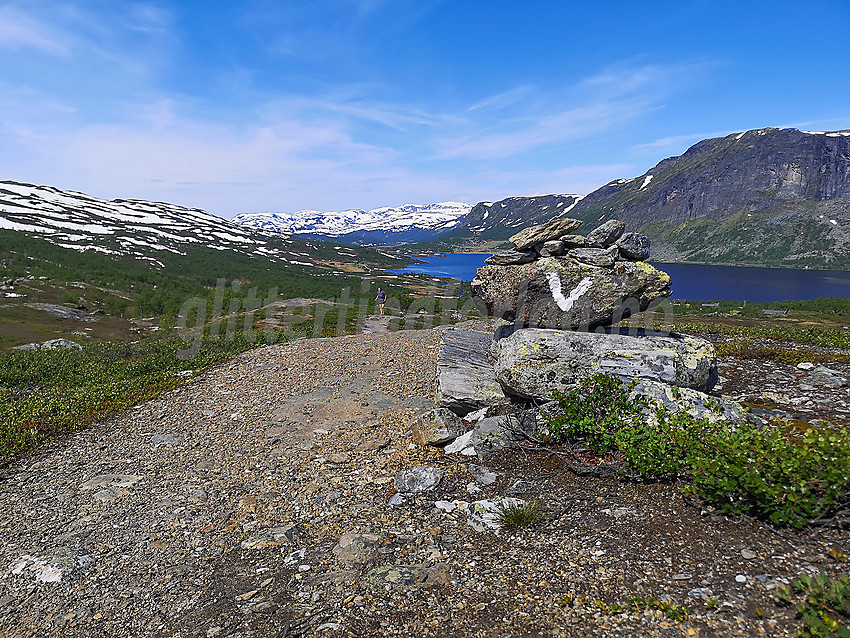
0, 180, 305, 266
233, 202, 473, 244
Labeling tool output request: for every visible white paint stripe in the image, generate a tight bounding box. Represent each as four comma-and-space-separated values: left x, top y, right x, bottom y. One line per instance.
547, 273, 593, 312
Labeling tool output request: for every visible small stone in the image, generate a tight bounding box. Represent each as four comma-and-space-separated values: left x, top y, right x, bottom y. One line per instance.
796, 362, 815, 370
412, 409, 466, 446
567, 247, 616, 267
741, 549, 756, 560
150, 432, 183, 445
80, 474, 143, 490
585, 219, 625, 247
235, 589, 259, 601
539, 240, 565, 257
92, 487, 126, 502
332, 533, 381, 567
468, 464, 497, 485
560, 234, 588, 248
283, 548, 307, 566
187, 489, 208, 504
394, 467, 443, 493
435, 501, 458, 513
735, 574, 747, 583
444, 430, 476, 456
616, 232, 651, 260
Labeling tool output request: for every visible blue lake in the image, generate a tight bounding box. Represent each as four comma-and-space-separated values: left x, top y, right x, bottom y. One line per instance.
389, 253, 850, 302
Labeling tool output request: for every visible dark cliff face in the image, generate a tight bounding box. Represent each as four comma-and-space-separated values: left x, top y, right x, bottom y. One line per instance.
568, 128, 850, 269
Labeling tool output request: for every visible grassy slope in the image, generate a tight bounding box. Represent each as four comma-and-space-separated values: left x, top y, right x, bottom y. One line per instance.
0, 229, 417, 348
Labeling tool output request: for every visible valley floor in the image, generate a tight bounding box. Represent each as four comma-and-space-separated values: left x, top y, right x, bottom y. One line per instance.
1, 326, 848, 637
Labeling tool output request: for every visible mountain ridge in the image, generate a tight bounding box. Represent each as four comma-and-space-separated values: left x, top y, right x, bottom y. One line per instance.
233, 201, 473, 245
565, 128, 850, 269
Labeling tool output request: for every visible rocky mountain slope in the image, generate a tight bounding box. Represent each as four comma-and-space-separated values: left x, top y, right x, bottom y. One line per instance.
233, 202, 472, 245
567, 128, 850, 269
0, 180, 407, 274
409, 194, 584, 251
0, 180, 282, 262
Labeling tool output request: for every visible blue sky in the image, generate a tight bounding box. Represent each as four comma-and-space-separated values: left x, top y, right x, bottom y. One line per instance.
1, 0, 848, 217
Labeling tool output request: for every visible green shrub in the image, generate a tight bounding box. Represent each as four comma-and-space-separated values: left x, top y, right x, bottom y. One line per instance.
0, 332, 279, 462
615, 408, 715, 478
690, 424, 850, 528
777, 570, 850, 637
544, 374, 850, 527
498, 499, 543, 530
543, 375, 649, 453
543, 375, 711, 478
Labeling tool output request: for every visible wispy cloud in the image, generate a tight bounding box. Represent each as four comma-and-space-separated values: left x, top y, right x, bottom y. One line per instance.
0, 4, 721, 215
0, 5, 68, 55
436, 100, 651, 160
432, 61, 709, 161
468, 87, 532, 112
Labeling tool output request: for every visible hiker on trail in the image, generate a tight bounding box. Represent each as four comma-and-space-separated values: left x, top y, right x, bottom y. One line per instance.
375, 288, 387, 316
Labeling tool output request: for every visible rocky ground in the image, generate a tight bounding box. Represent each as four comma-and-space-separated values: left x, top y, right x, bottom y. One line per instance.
2, 323, 849, 637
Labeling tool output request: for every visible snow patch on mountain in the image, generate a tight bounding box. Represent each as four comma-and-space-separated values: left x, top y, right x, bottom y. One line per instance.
233, 202, 472, 238
0, 180, 301, 265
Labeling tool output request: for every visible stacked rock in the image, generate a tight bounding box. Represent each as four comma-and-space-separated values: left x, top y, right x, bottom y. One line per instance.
426, 217, 741, 460
472, 218, 669, 331
470, 217, 722, 405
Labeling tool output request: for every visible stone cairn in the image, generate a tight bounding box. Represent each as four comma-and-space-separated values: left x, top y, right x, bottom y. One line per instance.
420, 217, 743, 459
404, 216, 744, 532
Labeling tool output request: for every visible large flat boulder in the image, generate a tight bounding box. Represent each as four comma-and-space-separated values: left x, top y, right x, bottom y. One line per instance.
509, 218, 582, 251
436, 328, 506, 416
471, 257, 672, 330
492, 328, 717, 401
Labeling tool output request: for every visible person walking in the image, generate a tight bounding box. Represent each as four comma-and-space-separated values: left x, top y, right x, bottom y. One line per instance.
375, 287, 387, 316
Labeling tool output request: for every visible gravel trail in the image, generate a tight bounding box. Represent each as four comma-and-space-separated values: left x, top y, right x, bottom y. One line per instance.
1, 327, 847, 637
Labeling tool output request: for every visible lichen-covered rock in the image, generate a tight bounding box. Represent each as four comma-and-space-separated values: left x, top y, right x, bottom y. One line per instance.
468, 415, 524, 457
627, 379, 743, 424
412, 408, 467, 446
484, 249, 537, 266
560, 234, 588, 248
492, 328, 717, 400
616, 232, 651, 261
509, 218, 582, 251
567, 246, 617, 267
471, 257, 672, 330
585, 219, 625, 247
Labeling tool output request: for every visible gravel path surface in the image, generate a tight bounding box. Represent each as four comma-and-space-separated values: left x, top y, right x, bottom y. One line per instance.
2, 327, 848, 637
